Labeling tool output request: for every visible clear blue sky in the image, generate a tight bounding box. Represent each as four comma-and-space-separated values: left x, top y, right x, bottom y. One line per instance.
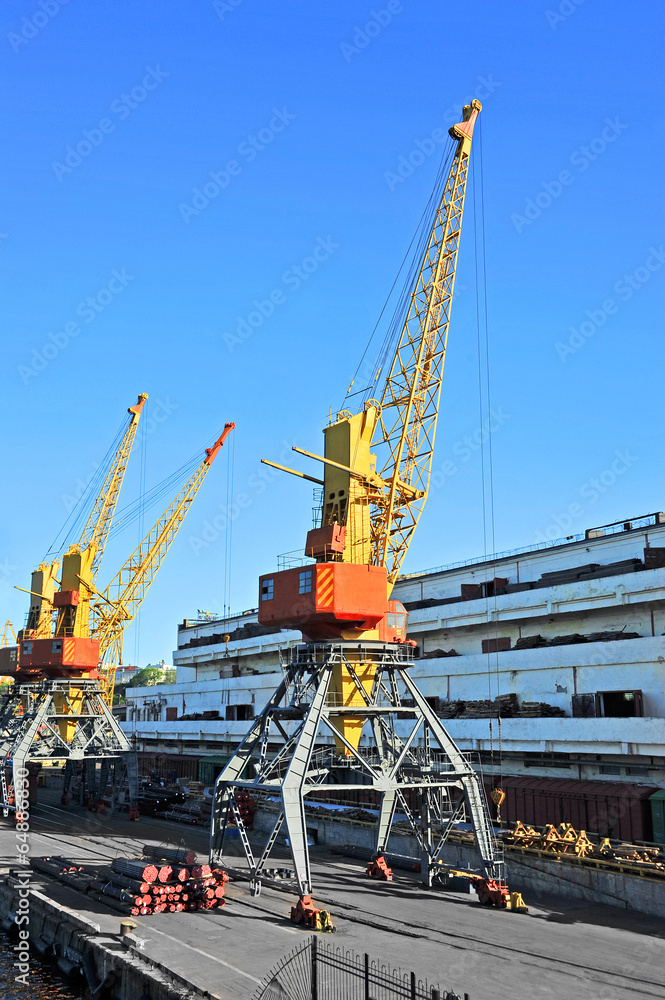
1, 0, 663, 665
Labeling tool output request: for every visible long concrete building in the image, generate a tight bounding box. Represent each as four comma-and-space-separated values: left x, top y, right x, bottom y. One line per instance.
123, 512, 665, 841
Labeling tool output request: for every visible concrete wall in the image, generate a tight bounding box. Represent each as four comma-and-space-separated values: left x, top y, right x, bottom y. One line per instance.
252, 807, 665, 918
395, 522, 665, 603
411, 635, 665, 715
404, 568, 665, 640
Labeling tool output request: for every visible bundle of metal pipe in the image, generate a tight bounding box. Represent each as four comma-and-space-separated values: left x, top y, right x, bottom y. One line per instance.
32, 849, 229, 918
142, 845, 197, 865
98, 867, 151, 894
32, 856, 84, 875
155, 808, 202, 825
111, 858, 160, 882
86, 879, 145, 906
190, 864, 211, 878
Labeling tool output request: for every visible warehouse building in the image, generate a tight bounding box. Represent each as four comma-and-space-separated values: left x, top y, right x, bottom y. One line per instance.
123, 512, 665, 841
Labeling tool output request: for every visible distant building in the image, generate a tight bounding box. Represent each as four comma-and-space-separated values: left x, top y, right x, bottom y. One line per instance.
115, 664, 139, 685
123, 512, 665, 839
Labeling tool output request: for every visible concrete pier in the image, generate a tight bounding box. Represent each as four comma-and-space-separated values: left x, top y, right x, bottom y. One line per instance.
252, 803, 665, 919
1, 792, 664, 1000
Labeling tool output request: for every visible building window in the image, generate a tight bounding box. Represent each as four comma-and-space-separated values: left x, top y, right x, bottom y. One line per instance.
596, 690, 644, 718
261, 578, 274, 601
600, 764, 622, 775
225, 704, 254, 721
299, 570, 313, 595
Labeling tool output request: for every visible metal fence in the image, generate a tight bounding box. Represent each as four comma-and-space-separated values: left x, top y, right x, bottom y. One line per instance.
253, 935, 468, 1000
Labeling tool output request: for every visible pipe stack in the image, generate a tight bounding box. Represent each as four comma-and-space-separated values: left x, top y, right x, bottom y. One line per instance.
82, 851, 230, 916
142, 845, 197, 865
30, 851, 229, 918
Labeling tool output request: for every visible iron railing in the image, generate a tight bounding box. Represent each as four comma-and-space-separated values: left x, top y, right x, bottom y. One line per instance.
254, 936, 468, 1000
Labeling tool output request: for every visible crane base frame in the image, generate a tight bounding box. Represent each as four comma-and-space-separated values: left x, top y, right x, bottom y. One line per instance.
0, 679, 138, 817
209, 641, 504, 896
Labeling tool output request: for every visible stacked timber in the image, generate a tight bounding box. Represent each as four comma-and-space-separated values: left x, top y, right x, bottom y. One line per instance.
437, 700, 466, 719
457, 693, 519, 719
513, 635, 548, 649
517, 701, 566, 718
437, 693, 563, 719
514, 629, 640, 650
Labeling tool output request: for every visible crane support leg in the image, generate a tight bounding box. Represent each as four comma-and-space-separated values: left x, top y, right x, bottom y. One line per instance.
209, 639, 507, 917
0, 680, 137, 817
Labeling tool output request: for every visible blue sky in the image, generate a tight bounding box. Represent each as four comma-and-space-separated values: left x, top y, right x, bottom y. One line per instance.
1, 0, 663, 665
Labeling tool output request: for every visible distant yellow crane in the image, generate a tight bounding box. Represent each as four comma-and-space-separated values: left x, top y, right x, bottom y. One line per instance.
21, 393, 148, 646
1, 397, 234, 814
0, 622, 17, 685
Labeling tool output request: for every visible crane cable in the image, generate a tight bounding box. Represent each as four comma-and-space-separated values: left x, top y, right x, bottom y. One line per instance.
340, 139, 456, 415
222, 426, 235, 627
473, 117, 503, 797
133, 398, 149, 669
43, 415, 128, 561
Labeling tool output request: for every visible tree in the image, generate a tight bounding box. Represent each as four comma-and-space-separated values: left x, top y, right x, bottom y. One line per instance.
128, 666, 165, 688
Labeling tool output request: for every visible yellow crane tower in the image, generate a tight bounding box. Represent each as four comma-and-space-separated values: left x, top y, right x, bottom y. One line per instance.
0, 399, 234, 816
211, 100, 520, 926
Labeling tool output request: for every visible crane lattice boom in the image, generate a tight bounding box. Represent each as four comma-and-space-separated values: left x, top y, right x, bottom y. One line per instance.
75, 393, 148, 579
90, 423, 235, 690
372, 99, 481, 583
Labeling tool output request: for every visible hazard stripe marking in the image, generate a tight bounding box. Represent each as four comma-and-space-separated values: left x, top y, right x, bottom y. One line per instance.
317, 567, 334, 608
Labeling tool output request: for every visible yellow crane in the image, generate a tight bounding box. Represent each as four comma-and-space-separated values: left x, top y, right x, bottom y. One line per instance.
20, 393, 148, 643
212, 99, 515, 923
289, 100, 482, 588
1, 401, 234, 815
